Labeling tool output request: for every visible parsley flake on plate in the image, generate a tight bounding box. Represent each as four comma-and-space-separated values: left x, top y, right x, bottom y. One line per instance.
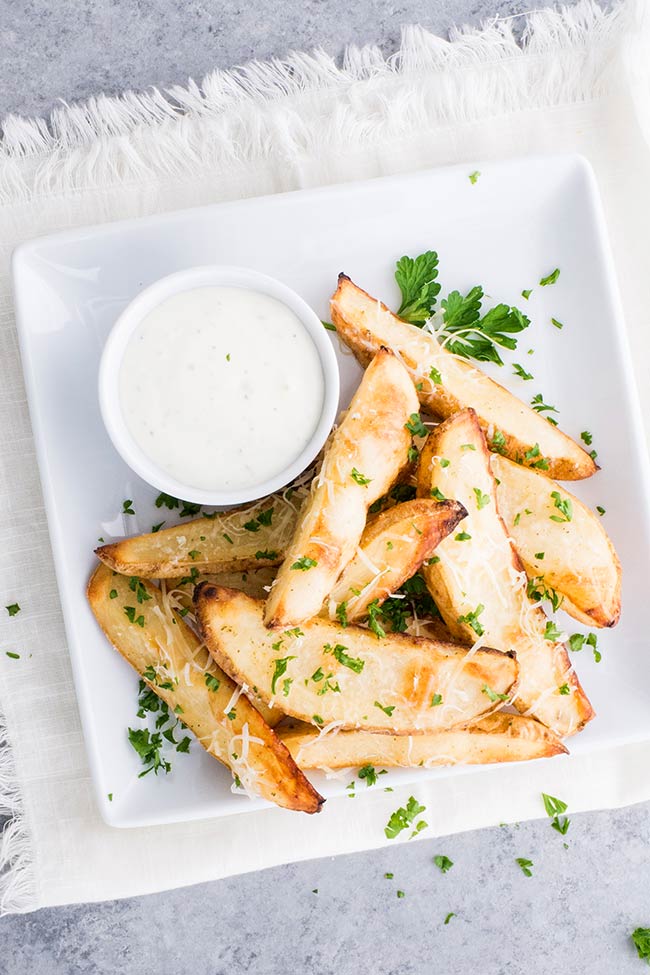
515, 857, 533, 877
434, 855, 454, 873
384, 796, 427, 839
539, 267, 560, 286
5, 603, 20, 617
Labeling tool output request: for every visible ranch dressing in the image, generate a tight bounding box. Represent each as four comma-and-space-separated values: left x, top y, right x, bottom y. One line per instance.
119, 286, 324, 491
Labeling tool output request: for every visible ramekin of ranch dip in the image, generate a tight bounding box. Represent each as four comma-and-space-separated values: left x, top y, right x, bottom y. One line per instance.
99, 266, 340, 505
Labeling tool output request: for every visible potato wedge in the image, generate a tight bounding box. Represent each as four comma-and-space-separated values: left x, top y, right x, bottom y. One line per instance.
330, 275, 596, 480
417, 409, 594, 737
326, 498, 467, 621
492, 454, 621, 628
195, 584, 518, 734
95, 491, 302, 578
87, 563, 323, 813
264, 349, 419, 628
277, 713, 567, 769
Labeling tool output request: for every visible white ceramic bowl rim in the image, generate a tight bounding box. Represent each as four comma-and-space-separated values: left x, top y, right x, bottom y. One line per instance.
98, 265, 340, 505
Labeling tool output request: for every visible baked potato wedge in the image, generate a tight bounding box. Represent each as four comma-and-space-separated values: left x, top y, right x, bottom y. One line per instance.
87, 563, 323, 813
264, 348, 419, 628
195, 584, 518, 735
94, 491, 302, 578
492, 454, 621, 628
278, 713, 567, 769
326, 498, 467, 622
417, 409, 594, 737
330, 274, 596, 480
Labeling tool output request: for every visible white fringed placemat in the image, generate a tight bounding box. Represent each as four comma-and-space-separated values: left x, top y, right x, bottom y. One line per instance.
1, 0, 649, 913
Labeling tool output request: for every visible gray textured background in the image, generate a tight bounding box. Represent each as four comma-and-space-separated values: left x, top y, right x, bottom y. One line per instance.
1, 1, 647, 973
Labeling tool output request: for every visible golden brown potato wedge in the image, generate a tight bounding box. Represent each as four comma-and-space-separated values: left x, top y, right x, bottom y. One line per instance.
417, 409, 594, 737
326, 498, 467, 621
94, 491, 302, 578
330, 275, 596, 480
492, 454, 621, 628
278, 713, 567, 769
264, 349, 419, 628
195, 584, 518, 735
87, 563, 323, 813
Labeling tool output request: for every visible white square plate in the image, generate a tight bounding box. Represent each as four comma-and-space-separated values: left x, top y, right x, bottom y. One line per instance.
11, 154, 650, 828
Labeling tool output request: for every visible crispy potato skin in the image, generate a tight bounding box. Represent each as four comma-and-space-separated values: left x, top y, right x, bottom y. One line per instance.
195, 584, 518, 735
94, 494, 301, 578
87, 563, 323, 813
417, 409, 594, 737
492, 454, 621, 628
264, 349, 419, 628
330, 275, 596, 480
328, 498, 467, 620
278, 713, 567, 769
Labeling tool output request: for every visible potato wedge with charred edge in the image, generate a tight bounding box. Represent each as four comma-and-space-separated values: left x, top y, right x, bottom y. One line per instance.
277, 713, 567, 769
87, 564, 323, 813
94, 491, 302, 579
416, 409, 594, 737
330, 275, 596, 480
326, 498, 467, 622
492, 454, 621, 628
264, 349, 419, 628
195, 585, 518, 735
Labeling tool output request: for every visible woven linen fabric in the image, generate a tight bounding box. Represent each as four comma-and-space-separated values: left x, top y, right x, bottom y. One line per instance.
1, 0, 649, 913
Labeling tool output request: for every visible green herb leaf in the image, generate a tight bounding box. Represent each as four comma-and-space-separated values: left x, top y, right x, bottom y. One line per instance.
434, 855, 454, 873
129, 576, 152, 604
429, 366, 442, 384
457, 604, 485, 637
482, 684, 509, 703
539, 268, 560, 286
290, 557, 318, 571
431, 693, 443, 707
271, 656, 296, 694
5, 651, 20, 659
124, 606, 145, 627
151, 522, 165, 533
205, 673, 221, 692
473, 487, 490, 510
326, 642, 365, 674
468, 170, 480, 184
122, 499, 135, 515
385, 795, 426, 839
395, 251, 441, 325
551, 317, 564, 330
444, 912, 456, 925
581, 430, 593, 445
513, 363, 533, 381
405, 413, 428, 438
322, 320, 336, 332
438, 288, 530, 365
255, 549, 278, 560
521, 289, 532, 300
5, 603, 20, 617
543, 620, 563, 642
374, 700, 395, 717
550, 490, 572, 523
515, 857, 533, 877
596, 505, 606, 516
631, 928, 650, 963
455, 531, 472, 541
351, 468, 372, 486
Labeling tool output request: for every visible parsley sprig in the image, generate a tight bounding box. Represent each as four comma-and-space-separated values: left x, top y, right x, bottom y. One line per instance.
385, 796, 427, 839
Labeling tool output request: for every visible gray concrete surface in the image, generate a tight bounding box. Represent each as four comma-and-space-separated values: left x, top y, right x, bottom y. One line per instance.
1, 1, 646, 973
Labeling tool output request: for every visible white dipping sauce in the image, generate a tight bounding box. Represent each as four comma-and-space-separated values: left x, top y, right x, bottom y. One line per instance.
119, 286, 324, 491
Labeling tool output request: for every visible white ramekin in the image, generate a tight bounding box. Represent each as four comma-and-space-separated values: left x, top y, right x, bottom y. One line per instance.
98, 265, 340, 506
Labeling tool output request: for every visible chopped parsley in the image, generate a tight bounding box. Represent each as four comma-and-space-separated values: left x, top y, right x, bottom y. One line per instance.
521, 289, 532, 300
457, 604, 485, 637
257, 508, 274, 527
127, 727, 171, 777
482, 684, 509, 703
434, 855, 454, 873
351, 468, 372, 486
291, 557, 317, 571
155, 492, 180, 510
535, 552, 545, 560
455, 531, 472, 541
539, 268, 560, 286
336, 602, 348, 627
255, 549, 279, 560
551, 317, 564, 330
543, 621, 563, 642
437, 287, 530, 366
397, 890, 405, 898
581, 430, 593, 445
5, 651, 20, 659
109, 590, 118, 599
431, 693, 443, 707
491, 429, 507, 454
473, 487, 490, 510
188, 550, 201, 560
129, 576, 151, 605
312, 714, 324, 726
271, 656, 296, 694
596, 505, 606, 516
515, 857, 533, 877
430, 366, 442, 384
542, 793, 570, 835
395, 251, 441, 325
405, 413, 428, 438
550, 491, 572, 523
5, 603, 20, 617
531, 393, 559, 421
151, 522, 165, 533
385, 796, 427, 839
374, 701, 395, 717
513, 363, 533, 381
243, 519, 261, 533
124, 606, 145, 627
558, 683, 570, 695
524, 443, 549, 469
358, 764, 386, 787
384, 872, 394, 879
324, 642, 365, 674
223, 533, 233, 544
431, 487, 446, 501
444, 912, 456, 925
205, 673, 221, 692
568, 633, 586, 652
468, 170, 480, 184
322, 320, 336, 331
122, 499, 135, 515
631, 928, 650, 964
367, 600, 387, 639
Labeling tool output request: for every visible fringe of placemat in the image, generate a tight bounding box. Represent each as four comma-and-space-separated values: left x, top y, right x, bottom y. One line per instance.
0, 0, 644, 204
0, 705, 36, 914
